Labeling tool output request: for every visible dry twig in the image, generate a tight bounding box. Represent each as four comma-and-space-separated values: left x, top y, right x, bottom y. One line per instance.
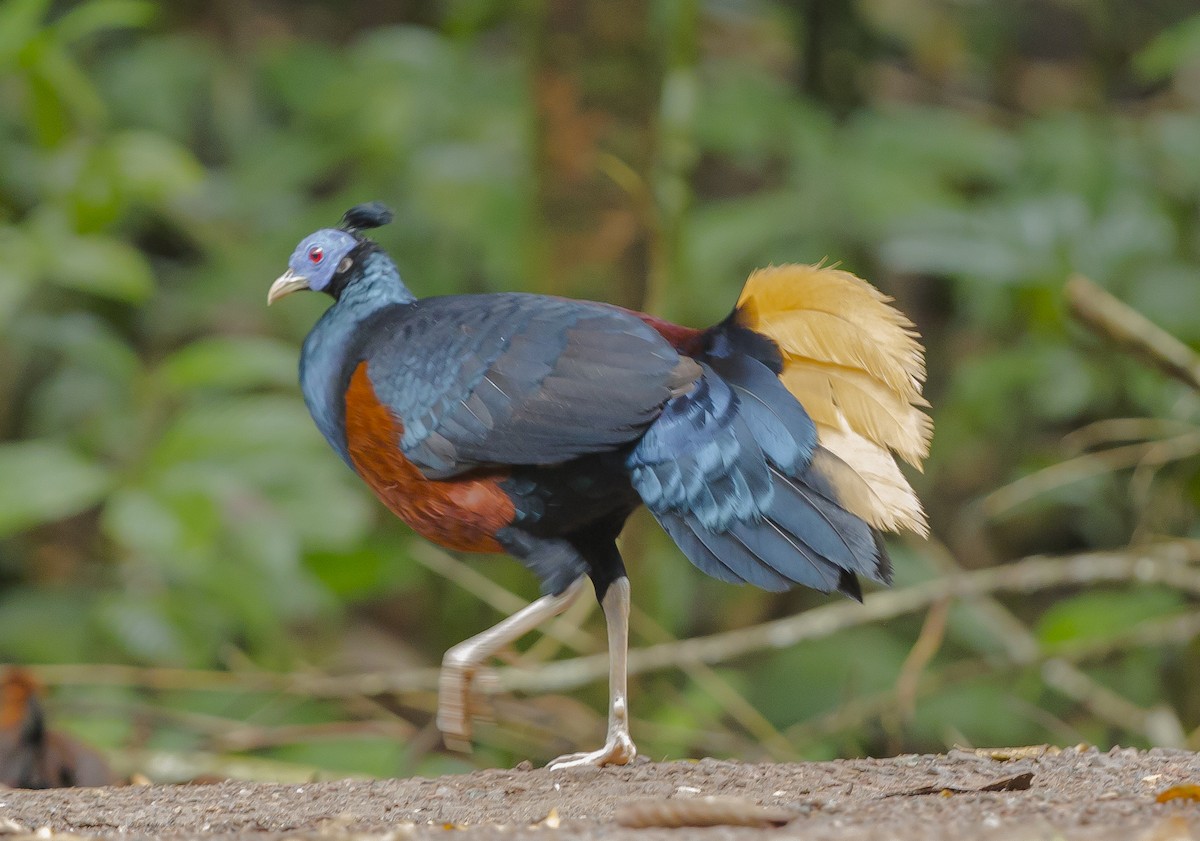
1062, 418, 1200, 454
981, 432, 1200, 518
501, 539, 1200, 694
1065, 274, 1200, 392
33, 540, 1200, 704
894, 596, 951, 723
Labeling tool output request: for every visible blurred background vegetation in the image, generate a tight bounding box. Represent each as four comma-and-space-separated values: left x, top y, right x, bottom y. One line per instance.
3, 0, 1200, 781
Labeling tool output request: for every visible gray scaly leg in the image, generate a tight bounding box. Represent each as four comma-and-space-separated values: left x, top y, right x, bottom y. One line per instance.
548, 575, 636, 769
437, 576, 587, 751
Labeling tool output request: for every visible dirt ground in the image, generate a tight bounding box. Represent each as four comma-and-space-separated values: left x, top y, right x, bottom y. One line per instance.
1, 746, 1199, 840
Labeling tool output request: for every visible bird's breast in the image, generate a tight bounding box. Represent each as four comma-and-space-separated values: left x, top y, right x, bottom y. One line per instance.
343, 362, 515, 552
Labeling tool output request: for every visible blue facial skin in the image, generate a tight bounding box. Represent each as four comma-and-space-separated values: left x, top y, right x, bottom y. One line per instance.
288, 229, 359, 292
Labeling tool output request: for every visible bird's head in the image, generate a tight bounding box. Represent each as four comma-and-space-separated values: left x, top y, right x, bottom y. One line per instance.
268, 202, 395, 305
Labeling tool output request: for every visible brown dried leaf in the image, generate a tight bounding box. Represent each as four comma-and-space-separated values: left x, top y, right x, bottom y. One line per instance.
615, 796, 795, 828
888, 772, 1035, 797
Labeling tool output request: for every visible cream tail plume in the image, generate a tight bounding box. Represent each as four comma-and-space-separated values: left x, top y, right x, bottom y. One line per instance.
735, 264, 931, 536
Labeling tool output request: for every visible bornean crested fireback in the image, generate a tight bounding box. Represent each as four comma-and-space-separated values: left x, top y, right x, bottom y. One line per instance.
269, 202, 930, 768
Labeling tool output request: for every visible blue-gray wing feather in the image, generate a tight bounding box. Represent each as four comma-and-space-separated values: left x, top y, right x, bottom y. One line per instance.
359, 294, 695, 477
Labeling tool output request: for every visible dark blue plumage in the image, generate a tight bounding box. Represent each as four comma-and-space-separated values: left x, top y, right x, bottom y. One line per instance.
630, 338, 884, 597
271, 204, 913, 767
281, 226, 886, 602
296, 245, 415, 469
361, 294, 690, 477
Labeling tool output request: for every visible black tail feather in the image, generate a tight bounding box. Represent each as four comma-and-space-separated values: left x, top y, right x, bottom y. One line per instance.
838, 570, 863, 602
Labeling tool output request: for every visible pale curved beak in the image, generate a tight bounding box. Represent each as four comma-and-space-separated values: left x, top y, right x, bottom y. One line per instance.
267, 269, 310, 305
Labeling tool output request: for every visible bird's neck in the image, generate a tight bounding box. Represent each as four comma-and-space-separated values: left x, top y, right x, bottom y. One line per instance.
300, 251, 415, 466
335, 249, 416, 310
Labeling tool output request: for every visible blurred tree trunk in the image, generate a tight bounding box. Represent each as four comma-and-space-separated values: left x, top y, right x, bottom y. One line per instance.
794, 0, 872, 115
530, 0, 664, 308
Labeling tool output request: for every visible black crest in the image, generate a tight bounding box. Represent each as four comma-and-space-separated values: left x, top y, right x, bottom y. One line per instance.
340, 202, 394, 235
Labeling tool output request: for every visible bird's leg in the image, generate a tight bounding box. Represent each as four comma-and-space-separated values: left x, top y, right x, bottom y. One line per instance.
547, 575, 636, 769
437, 575, 587, 752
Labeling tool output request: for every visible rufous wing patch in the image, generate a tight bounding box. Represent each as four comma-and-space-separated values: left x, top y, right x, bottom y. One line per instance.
344, 362, 515, 553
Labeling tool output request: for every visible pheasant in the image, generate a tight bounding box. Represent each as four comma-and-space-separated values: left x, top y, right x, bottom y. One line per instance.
269, 203, 930, 768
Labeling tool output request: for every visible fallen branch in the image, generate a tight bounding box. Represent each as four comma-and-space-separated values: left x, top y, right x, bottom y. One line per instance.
34, 662, 444, 698
498, 539, 1200, 693
34, 540, 1200, 703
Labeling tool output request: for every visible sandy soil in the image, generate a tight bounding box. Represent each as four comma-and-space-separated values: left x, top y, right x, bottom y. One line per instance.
1, 746, 1198, 840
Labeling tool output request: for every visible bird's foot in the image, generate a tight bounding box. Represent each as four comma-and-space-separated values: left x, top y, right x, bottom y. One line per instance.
546, 729, 637, 770
435, 578, 588, 753
436, 654, 498, 752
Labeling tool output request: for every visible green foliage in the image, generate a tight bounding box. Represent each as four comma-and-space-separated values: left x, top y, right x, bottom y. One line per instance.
1038, 588, 1186, 647
1136, 12, 1200, 82
3, 0, 1200, 780
0, 440, 112, 536
751, 627, 911, 724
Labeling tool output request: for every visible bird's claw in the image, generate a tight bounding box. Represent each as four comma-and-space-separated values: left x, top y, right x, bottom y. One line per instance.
436, 657, 498, 752
547, 729, 637, 770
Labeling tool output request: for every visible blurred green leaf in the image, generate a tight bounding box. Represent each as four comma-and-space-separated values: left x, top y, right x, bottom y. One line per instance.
1135, 12, 1200, 81
881, 211, 1031, 284
45, 233, 154, 302
750, 627, 910, 725
158, 337, 299, 392
1037, 588, 1186, 646
269, 465, 373, 550
102, 488, 183, 559
0, 440, 112, 536
694, 64, 813, 158
150, 395, 317, 466
52, 0, 154, 45
1124, 262, 1200, 340
913, 679, 1048, 748
0, 0, 50, 68
0, 587, 96, 662
1148, 113, 1200, 199
108, 130, 205, 204
23, 36, 107, 137
96, 34, 215, 138
305, 535, 421, 598
0, 225, 39, 325
15, 312, 142, 383
94, 593, 191, 665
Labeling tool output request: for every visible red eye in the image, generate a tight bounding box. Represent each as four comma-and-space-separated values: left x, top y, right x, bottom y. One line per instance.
308, 246, 324, 264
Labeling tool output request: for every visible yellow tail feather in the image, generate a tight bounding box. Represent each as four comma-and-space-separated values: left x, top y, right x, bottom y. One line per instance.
737, 264, 931, 536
